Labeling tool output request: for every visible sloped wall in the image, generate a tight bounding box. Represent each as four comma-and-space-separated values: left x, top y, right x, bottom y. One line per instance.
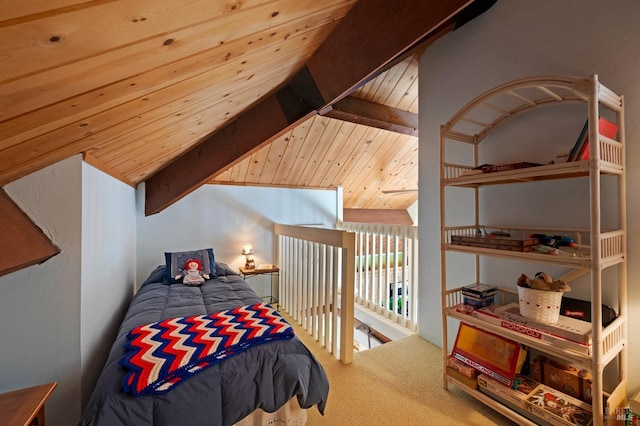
1, 156, 84, 423
0, 155, 137, 424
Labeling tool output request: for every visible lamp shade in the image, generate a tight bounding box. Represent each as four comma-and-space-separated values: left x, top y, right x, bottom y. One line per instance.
241, 243, 253, 256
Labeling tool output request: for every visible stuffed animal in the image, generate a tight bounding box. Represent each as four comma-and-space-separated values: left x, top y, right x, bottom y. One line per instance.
175, 258, 210, 286
517, 272, 571, 292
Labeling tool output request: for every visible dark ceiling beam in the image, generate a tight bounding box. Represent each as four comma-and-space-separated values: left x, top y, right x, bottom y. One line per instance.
327, 0, 497, 108
322, 96, 419, 137
305, 0, 475, 106
145, 0, 494, 215
0, 189, 60, 277
145, 92, 317, 216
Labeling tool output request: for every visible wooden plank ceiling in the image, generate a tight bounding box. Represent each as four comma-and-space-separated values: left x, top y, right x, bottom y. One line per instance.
210, 55, 421, 211
0, 0, 494, 217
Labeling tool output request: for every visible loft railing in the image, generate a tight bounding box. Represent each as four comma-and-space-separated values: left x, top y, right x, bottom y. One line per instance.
339, 222, 419, 332
274, 224, 355, 364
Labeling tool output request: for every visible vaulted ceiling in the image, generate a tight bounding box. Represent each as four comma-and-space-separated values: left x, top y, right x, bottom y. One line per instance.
210, 55, 421, 211
1, 0, 496, 218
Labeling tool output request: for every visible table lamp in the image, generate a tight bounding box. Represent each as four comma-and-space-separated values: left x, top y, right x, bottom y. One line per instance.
242, 243, 255, 269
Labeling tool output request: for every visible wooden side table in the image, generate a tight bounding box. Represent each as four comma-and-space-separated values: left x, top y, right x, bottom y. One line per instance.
0, 382, 56, 426
239, 265, 279, 306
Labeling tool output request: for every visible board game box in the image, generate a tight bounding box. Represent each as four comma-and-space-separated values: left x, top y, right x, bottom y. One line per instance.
478, 373, 540, 409
451, 323, 521, 387
461, 283, 498, 298
532, 356, 592, 404
461, 283, 497, 307
524, 384, 593, 426
477, 303, 593, 345
477, 373, 553, 426
451, 235, 539, 252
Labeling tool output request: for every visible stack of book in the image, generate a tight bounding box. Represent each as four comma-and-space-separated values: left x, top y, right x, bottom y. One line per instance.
480, 162, 543, 173
461, 283, 497, 308
567, 117, 619, 162
451, 235, 539, 252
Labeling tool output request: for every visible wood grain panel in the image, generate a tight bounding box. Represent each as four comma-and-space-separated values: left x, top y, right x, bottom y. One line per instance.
245, 144, 270, 183
343, 131, 403, 206
0, 1, 108, 23
1, 0, 298, 82
0, 0, 348, 141
102, 42, 319, 179
353, 137, 417, 207
0, 23, 328, 185
328, 125, 381, 188
305, 120, 356, 187
321, 122, 370, 188
282, 115, 328, 185
377, 55, 420, 110
269, 117, 314, 185
0, 0, 502, 219
257, 133, 290, 185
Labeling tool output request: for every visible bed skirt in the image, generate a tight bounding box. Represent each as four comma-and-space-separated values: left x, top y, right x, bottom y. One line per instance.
234, 396, 308, 425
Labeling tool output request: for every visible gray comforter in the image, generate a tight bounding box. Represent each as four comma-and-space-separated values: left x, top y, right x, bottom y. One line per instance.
80, 263, 329, 425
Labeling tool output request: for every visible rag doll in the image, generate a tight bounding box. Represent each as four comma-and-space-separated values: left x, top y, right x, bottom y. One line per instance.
176, 258, 210, 286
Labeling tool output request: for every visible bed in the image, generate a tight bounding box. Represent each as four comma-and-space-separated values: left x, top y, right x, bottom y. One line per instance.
81, 250, 329, 426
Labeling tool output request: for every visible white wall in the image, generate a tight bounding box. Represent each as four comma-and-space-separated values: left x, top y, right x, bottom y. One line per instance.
136, 184, 339, 286
80, 162, 137, 410
418, 0, 640, 394
0, 156, 137, 425
1, 156, 83, 424
407, 199, 418, 225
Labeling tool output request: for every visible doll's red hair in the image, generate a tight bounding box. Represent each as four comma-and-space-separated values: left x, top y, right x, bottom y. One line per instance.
185, 258, 202, 270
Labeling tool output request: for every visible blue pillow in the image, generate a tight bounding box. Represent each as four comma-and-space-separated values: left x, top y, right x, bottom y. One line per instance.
164, 248, 217, 283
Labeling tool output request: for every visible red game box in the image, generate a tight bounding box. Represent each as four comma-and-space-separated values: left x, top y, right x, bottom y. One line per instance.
451, 323, 521, 387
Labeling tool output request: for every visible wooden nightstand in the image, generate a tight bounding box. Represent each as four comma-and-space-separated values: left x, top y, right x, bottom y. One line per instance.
0, 382, 56, 426
239, 265, 279, 306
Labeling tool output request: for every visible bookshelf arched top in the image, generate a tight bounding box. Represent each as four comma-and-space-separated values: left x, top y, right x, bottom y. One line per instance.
442, 74, 622, 145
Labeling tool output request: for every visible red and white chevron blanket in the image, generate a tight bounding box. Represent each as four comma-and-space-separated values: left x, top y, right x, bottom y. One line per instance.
119, 302, 294, 396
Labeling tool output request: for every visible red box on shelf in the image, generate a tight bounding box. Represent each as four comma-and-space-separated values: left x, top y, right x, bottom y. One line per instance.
451, 323, 521, 387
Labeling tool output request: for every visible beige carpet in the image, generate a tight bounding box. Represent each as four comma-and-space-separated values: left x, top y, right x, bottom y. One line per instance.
289, 316, 517, 426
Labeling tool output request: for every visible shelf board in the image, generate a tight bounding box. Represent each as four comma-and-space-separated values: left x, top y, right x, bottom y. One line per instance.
445, 375, 539, 426
447, 308, 593, 364
443, 160, 622, 187
444, 243, 591, 269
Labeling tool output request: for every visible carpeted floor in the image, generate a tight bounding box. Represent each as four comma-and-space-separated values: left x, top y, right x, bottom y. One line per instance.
288, 314, 517, 426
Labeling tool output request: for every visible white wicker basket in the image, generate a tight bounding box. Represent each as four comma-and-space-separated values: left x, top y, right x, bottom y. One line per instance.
517, 286, 563, 324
